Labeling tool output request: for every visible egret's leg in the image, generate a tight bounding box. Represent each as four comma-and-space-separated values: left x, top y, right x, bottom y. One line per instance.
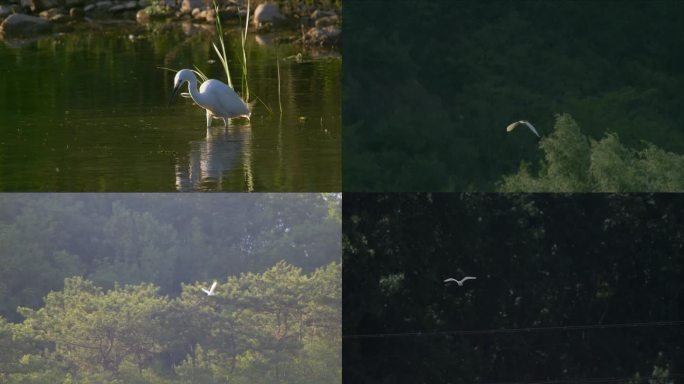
206, 110, 212, 129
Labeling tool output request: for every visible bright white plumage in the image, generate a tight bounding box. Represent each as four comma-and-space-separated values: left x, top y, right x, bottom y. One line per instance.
444, 276, 477, 286
506, 120, 540, 137
201, 281, 218, 296
169, 69, 250, 129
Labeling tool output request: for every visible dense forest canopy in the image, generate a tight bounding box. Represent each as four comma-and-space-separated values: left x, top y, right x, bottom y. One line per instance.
0, 193, 341, 322
343, 1, 684, 191
0, 193, 341, 383
343, 193, 683, 383
2, 262, 340, 383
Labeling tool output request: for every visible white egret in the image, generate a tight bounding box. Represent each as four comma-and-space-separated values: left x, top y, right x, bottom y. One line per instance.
201, 281, 218, 296
444, 276, 477, 286
168, 69, 250, 129
506, 120, 540, 137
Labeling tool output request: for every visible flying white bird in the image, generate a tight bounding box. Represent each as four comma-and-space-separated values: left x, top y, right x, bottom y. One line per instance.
506, 120, 540, 138
169, 69, 251, 129
444, 276, 477, 286
201, 281, 218, 296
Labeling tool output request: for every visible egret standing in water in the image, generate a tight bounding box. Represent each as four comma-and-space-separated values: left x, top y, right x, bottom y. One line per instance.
168, 69, 250, 128
506, 120, 540, 138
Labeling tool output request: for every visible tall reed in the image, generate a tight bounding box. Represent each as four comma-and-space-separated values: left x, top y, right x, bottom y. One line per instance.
212, 0, 233, 89
276, 45, 282, 115
165, 1, 254, 106
206, 0, 250, 101
238, 0, 250, 102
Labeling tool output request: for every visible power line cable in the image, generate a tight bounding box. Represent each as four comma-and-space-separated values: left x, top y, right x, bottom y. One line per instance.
343, 320, 684, 339
477, 373, 684, 384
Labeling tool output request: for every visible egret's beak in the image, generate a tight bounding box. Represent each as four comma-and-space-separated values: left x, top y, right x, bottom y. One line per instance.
168, 83, 181, 107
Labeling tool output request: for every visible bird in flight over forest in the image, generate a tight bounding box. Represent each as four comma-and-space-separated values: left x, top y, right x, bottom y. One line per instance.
201, 281, 218, 296
444, 276, 477, 286
506, 120, 540, 138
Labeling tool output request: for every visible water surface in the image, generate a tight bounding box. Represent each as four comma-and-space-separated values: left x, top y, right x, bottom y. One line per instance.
0, 22, 341, 191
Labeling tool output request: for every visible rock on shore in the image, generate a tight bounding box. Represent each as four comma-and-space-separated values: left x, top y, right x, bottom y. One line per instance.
0, 13, 52, 37
0, 0, 341, 48
303, 8, 340, 47
253, 2, 284, 29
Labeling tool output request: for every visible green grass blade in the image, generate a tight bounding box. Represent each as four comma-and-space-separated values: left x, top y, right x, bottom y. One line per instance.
212, 0, 232, 88
237, 0, 249, 101
242, 46, 249, 101
192, 66, 208, 82
243, 0, 249, 43
157, 66, 178, 73
212, 42, 232, 87
276, 47, 282, 114
254, 95, 272, 114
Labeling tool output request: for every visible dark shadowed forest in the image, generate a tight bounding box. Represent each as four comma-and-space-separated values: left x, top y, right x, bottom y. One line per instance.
343, 1, 684, 191
343, 193, 683, 383
0, 193, 341, 383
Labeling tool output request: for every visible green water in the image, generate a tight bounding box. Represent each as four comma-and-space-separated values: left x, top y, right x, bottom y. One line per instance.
0, 22, 341, 191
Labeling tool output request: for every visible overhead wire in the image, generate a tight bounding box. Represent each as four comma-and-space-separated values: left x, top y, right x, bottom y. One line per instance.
343, 320, 684, 339
477, 373, 684, 384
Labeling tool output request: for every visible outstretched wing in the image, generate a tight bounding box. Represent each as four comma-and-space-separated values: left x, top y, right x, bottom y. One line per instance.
462, 276, 477, 282
209, 281, 217, 294
506, 121, 521, 132
201, 288, 210, 295
444, 278, 457, 283
521, 121, 540, 137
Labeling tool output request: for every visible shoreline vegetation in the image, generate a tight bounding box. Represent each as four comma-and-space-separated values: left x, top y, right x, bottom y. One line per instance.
0, 0, 341, 48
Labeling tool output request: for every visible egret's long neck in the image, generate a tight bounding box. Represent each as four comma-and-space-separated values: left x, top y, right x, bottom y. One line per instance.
186, 76, 203, 106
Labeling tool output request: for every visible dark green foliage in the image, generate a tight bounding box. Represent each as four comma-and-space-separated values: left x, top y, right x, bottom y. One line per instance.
0, 193, 341, 321
343, 1, 684, 191
343, 193, 684, 383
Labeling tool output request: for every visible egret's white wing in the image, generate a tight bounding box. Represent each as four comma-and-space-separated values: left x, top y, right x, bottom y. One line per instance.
208, 281, 217, 294
521, 121, 540, 137
201, 288, 211, 295
444, 278, 457, 283
202, 79, 249, 118
199, 80, 228, 116
461, 276, 477, 282
506, 121, 521, 132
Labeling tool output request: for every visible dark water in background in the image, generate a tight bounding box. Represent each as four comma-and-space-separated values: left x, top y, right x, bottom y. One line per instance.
0, 22, 341, 191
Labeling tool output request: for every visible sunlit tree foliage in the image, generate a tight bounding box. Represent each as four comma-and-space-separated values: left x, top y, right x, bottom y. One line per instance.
2, 262, 340, 383
499, 114, 684, 191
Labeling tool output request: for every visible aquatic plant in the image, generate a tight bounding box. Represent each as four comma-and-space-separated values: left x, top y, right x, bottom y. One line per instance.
276, 45, 282, 114
237, 0, 250, 101
185, 0, 250, 103
211, 0, 233, 89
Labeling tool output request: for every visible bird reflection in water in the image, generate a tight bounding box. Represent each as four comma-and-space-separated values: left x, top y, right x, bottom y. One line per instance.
175, 122, 253, 191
